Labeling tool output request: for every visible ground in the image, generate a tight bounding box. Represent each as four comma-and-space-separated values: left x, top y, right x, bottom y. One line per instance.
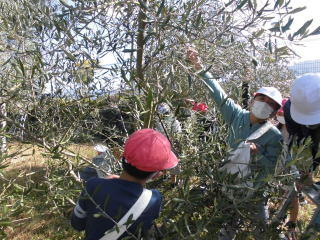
2, 143, 95, 240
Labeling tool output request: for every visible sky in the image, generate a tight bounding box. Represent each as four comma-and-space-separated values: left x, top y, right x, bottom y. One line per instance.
98, 0, 320, 65
288, 0, 320, 62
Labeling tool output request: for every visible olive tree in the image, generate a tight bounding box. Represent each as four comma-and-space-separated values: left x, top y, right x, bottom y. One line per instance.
1, 0, 319, 238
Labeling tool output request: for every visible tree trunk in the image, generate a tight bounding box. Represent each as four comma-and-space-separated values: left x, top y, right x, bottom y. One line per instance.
242, 82, 250, 109
136, 0, 147, 87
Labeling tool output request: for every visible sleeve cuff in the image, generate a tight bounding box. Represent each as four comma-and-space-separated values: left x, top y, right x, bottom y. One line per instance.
73, 202, 87, 218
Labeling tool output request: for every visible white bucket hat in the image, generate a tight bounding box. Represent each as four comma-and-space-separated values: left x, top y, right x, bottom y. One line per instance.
290, 73, 320, 125
256, 87, 282, 107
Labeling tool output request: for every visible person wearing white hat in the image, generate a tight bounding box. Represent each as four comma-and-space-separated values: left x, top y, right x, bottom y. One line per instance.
289, 73, 320, 126
187, 47, 283, 239
282, 73, 320, 234
154, 102, 182, 186
92, 144, 116, 178
155, 102, 182, 135
80, 144, 117, 181
284, 73, 320, 172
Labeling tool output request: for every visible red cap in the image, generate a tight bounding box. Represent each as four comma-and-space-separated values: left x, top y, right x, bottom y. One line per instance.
123, 129, 179, 172
192, 102, 208, 112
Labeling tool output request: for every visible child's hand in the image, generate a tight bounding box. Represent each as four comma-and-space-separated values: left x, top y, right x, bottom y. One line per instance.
105, 174, 120, 179
249, 142, 258, 155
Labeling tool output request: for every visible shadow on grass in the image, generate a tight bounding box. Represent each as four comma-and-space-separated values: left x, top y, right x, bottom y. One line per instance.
2, 165, 83, 240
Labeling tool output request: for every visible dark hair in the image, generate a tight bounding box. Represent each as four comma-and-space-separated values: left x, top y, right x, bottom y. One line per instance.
122, 157, 156, 180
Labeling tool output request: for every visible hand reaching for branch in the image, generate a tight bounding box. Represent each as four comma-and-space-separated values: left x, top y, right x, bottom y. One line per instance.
186, 46, 203, 71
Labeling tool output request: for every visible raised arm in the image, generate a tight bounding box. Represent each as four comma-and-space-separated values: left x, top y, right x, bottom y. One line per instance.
186, 47, 243, 124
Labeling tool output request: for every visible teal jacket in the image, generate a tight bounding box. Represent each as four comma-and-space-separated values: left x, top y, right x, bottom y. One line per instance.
201, 72, 282, 179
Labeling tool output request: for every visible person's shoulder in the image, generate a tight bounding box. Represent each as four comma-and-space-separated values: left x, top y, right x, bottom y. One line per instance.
147, 189, 163, 210
268, 124, 282, 139
283, 99, 306, 133
85, 178, 110, 190
235, 109, 249, 121
150, 189, 162, 199
87, 177, 106, 184
145, 189, 162, 203
92, 154, 106, 161
242, 109, 250, 115
283, 99, 302, 127
283, 99, 294, 124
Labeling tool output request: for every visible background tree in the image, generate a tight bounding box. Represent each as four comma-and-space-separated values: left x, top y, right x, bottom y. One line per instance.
0, 0, 319, 238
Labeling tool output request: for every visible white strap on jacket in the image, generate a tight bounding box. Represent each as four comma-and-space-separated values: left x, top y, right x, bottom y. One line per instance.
100, 189, 152, 240
219, 121, 273, 179
246, 122, 273, 141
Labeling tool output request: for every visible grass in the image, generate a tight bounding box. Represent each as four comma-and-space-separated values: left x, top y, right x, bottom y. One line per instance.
5, 214, 83, 240
1, 142, 97, 240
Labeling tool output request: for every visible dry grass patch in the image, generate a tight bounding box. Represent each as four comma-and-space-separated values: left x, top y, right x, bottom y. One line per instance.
1, 142, 98, 240
5, 213, 83, 240
6, 142, 96, 169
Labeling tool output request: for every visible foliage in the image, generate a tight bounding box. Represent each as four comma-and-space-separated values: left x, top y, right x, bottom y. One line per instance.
0, 0, 319, 239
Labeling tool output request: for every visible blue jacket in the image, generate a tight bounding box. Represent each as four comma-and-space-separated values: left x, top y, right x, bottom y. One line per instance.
71, 178, 162, 240
200, 72, 283, 178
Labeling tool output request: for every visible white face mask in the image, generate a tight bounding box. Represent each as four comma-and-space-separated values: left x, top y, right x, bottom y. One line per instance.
251, 100, 274, 119
277, 115, 286, 124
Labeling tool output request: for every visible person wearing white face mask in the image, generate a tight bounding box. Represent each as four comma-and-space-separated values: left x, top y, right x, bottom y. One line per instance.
187, 47, 283, 239
187, 47, 283, 175
276, 98, 290, 144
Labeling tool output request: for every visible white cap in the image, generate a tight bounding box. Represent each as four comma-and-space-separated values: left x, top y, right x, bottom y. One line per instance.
94, 144, 108, 153
256, 87, 282, 107
290, 73, 320, 125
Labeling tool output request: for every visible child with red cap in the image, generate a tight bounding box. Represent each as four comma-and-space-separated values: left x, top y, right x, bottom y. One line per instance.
71, 129, 179, 240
